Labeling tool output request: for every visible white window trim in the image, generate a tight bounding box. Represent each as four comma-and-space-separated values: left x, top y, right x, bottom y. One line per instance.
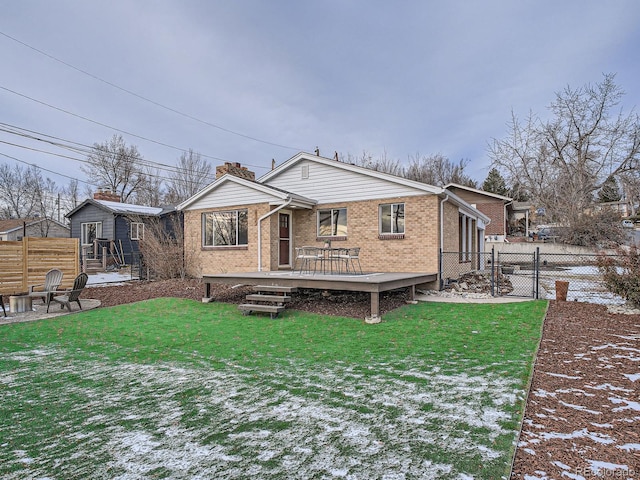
317, 207, 347, 237
130, 222, 144, 240
81, 222, 102, 245
203, 210, 249, 247
379, 202, 405, 235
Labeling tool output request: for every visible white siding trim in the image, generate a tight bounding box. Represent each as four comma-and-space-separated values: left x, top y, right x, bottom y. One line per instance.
186, 181, 282, 210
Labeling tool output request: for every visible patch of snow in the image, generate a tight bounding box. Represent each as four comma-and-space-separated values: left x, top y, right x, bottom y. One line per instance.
87, 271, 137, 285
552, 460, 571, 470
524, 472, 549, 480
539, 428, 614, 445
590, 423, 613, 428
609, 397, 640, 412
544, 372, 581, 380
558, 401, 601, 415
623, 373, 640, 382
587, 460, 629, 475
586, 383, 632, 393
617, 443, 640, 451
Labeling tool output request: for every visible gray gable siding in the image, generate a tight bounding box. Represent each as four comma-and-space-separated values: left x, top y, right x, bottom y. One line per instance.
68, 203, 115, 241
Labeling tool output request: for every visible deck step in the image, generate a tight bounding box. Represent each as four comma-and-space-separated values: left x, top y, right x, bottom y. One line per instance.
238, 303, 285, 318
252, 285, 298, 294
245, 294, 291, 303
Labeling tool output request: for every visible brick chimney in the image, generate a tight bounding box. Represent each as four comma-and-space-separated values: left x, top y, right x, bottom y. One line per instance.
215, 162, 256, 181
93, 189, 121, 202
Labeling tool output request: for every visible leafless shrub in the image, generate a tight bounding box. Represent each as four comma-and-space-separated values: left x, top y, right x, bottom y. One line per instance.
134, 213, 186, 280
598, 246, 640, 307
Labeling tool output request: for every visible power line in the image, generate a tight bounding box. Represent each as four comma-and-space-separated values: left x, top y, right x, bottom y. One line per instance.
0, 86, 273, 173
0, 123, 219, 182
0, 30, 303, 151
0, 151, 96, 186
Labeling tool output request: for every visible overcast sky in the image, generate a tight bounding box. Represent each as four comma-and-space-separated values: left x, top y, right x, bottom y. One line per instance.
2, 0, 640, 194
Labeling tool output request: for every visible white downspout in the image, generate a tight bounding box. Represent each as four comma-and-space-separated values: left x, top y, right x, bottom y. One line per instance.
440, 194, 450, 253
257, 198, 294, 272
439, 194, 450, 290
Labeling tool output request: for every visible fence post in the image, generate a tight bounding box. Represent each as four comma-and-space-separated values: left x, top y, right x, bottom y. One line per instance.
490, 247, 495, 297
21, 237, 28, 292
535, 247, 540, 299
438, 248, 443, 291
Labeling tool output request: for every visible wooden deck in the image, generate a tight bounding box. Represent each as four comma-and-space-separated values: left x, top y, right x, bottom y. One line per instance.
202, 271, 438, 320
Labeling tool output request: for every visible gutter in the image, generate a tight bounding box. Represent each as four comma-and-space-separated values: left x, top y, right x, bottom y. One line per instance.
257, 197, 294, 272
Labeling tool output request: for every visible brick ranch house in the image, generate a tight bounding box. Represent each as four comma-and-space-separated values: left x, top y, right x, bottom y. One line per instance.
177, 153, 490, 284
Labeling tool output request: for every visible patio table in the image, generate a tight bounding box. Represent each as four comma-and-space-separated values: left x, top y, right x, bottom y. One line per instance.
316, 247, 347, 275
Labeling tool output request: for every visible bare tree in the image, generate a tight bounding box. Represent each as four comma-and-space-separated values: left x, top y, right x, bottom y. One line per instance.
0, 163, 41, 218
619, 171, 640, 217
134, 213, 186, 279
405, 154, 477, 187
165, 149, 213, 204
489, 74, 640, 233
347, 150, 404, 177
134, 166, 164, 206
0, 163, 62, 221
60, 178, 80, 215
81, 134, 146, 203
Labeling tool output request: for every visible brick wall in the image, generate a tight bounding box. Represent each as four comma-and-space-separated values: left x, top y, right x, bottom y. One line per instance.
476, 203, 505, 236
446, 188, 506, 236
93, 190, 120, 202
184, 194, 467, 276
215, 162, 256, 181
183, 203, 271, 276
292, 195, 442, 273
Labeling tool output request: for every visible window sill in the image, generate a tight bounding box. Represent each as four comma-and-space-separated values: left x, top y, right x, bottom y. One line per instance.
316, 236, 347, 242
202, 245, 248, 251
378, 234, 405, 240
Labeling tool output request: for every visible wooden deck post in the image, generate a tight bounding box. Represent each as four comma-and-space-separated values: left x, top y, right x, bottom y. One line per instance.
366, 292, 381, 324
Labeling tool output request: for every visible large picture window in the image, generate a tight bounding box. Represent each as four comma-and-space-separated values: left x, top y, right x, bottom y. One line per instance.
380, 203, 405, 234
317, 208, 347, 237
81, 222, 102, 245
203, 210, 248, 247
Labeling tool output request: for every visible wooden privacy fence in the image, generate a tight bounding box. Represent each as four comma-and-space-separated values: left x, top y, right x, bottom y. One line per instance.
0, 237, 79, 295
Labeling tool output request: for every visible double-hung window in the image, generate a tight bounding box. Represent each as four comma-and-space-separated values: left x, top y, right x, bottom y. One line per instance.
317, 208, 347, 237
81, 222, 102, 245
130, 222, 144, 240
379, 203, 405, 235
203, 210, 248, 247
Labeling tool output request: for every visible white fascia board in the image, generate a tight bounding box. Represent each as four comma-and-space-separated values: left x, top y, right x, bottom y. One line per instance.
445, 183, 512, 202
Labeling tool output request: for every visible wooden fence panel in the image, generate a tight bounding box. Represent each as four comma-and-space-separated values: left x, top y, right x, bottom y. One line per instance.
0, 241, 24, 294
0, 237, 79, 294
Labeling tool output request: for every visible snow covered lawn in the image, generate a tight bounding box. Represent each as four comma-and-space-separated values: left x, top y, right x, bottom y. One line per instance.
1, 348, 527, 479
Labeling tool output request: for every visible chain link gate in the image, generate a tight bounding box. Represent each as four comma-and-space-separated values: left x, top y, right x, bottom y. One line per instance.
440, 247, 540, 299
496, 248, 539, 298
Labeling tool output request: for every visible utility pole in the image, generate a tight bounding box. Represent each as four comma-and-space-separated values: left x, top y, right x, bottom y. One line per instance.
56, 193, 60, 222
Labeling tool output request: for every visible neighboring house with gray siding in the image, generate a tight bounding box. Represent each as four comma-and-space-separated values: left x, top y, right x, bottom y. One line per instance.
65, 191, 180, 265
0, 218, 70, 241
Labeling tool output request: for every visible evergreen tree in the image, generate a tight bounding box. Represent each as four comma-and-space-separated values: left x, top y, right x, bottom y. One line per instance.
599, 175, 621, 203
482, 168, 509, 196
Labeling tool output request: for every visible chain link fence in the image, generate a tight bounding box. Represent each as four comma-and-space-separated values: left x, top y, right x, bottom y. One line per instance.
440, 248, 626, 305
